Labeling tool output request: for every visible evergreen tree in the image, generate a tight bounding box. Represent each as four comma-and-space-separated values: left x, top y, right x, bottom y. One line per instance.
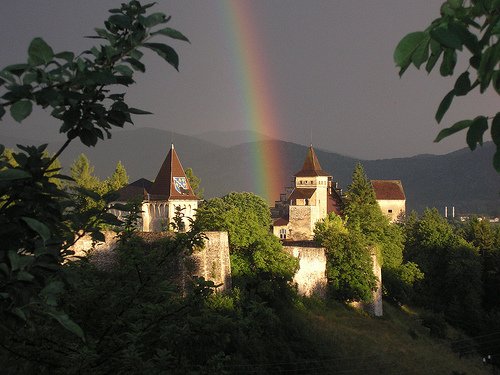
185, 167, 203, 199
106, 160, 129, 192
70, 153, 100, 191
344, 163, 388, 244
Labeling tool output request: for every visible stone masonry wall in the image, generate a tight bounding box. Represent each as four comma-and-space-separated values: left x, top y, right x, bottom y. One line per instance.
283, 244, 327, 297
189, 231, 232, 292
69, 230, 231, 292
288, 206, 314, 241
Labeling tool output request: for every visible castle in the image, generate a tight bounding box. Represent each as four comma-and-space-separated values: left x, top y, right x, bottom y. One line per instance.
113, 143, 406, 237
107, 143, 406, 315
271, 145, 406, 241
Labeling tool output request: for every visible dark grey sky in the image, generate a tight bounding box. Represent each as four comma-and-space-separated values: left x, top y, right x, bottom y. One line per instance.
0, 1, 496, 159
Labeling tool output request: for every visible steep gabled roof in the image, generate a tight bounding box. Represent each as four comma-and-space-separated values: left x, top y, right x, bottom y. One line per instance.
294, 146, 331, 177
148, 144, 198, 201
116, 178, 152, 201
288, 188, 315, 201
371, 180, 406, 200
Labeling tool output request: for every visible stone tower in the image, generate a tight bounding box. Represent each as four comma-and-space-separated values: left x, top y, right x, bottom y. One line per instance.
112, 144, 199, 232
272, 146, 343, 241
144, 144, 199, 232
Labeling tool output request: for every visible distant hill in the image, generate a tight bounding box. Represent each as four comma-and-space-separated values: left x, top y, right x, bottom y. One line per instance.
190, 129, 273, 147
3, 128, 499, 215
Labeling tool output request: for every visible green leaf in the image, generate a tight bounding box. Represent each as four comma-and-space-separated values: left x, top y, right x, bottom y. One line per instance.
453, 71, 471, 96
128, 107, 152, 115
79, 128, 98, 147
125, 58, 145, 72
0, 263, 9, 276
394, 32, 427, 75
494, 148, 500, 172
40, 281, 64, 307
151, 27, 190, 43
12, 307, 27, 321
478, 46, 499, 93
142, 12, 166, 27
449, 22, 479, 54
434, 119, 472, 142
411, 36, 430, 68
115, 65, 134, 77
435, 90, 454, 123
10, 100, 32, 122
143, 43, 179, 70
16, 271, 34, 282
54, 51, 75, 62
8, 251, 20, 271
21, 217, 51, 242
0, 168, 31, 181
491, 113, 500, 146
466, 116, 488, 150
28, 37, 54, 65
440, 48, 457, 76
108, 14, 132, 29
3, 63, 30, 76
47, 310, 85, 341
430, 26, 463, 50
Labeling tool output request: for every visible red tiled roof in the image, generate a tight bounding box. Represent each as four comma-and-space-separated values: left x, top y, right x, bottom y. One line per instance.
148, 144, 198, 201
288, 188, 315, 201
273, 217, 289, 226
116, 178, 152, 201
294, 146, 331, 177
371, 180, 405, 200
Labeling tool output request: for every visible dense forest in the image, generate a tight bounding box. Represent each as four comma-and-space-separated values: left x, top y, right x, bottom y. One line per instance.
1, 1, 500, 374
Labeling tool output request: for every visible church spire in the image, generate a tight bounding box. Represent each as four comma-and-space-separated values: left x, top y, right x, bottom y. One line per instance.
294, 145, 330, 177
148, 144, 198, 200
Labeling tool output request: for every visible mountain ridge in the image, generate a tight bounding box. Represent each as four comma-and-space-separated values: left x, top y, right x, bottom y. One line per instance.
2, 128, 499, 215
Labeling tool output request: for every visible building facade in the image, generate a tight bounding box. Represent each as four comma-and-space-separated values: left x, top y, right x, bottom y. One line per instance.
272, 146, 344, 241
112, 144, 199, 232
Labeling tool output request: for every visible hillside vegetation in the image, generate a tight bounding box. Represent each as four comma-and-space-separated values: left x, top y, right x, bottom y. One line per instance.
285, 299, 490, 375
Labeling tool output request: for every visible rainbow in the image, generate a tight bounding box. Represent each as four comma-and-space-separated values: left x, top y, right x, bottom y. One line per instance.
220, 0, 285, 203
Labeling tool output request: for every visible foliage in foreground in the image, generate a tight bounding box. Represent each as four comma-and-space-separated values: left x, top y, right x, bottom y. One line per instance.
394, 0, 500, 171
0, 0, 188, 335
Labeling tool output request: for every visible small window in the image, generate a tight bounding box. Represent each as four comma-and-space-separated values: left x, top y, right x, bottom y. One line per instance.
388, 209, 393, 213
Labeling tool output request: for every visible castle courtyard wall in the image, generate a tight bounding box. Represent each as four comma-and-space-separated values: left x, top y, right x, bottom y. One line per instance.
283, 243, 327, 297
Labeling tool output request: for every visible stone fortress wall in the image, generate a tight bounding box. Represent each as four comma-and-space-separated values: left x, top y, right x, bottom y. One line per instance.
71, 230, 382, 316
283, 243, 328, 297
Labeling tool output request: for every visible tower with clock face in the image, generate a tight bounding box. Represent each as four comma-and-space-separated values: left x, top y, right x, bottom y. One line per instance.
142, 144, 199, 232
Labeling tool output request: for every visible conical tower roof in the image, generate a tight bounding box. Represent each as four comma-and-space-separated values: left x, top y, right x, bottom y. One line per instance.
148, 144, 198, 200
294, 145, 331, 177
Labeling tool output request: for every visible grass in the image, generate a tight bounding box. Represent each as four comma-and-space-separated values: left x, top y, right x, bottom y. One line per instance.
280, 298, 491, 375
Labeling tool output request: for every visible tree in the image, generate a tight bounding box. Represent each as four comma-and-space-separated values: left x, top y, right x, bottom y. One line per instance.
403, 209, 483, 321
314, 213, 376, 302
394, 0, 500, 171
344, 163, 388, 244
197, 192, 272, 250
342, 163, 422, 303
106, 160, 129, 192
185, 167, 203, 199
196, 192, 298, 300
70, 154, 101, 191
0, 0, 188, 337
